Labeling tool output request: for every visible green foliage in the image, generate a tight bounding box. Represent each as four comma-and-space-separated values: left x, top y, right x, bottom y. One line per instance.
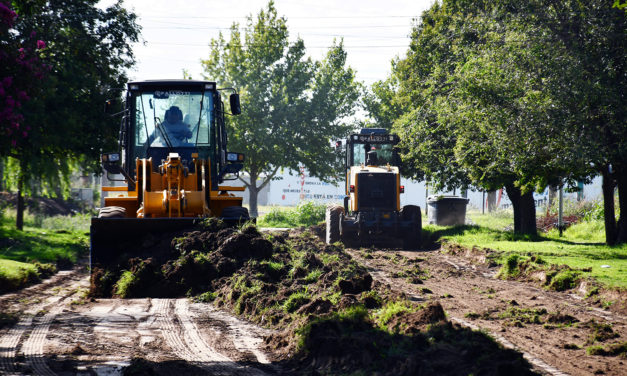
283, 290, 310, 313
2, 0, 140, 227
372, 0, 627, 241
373, 300, 415, 330
201, 1, 361, 216
258, 201, 326, 227
497, 254, 521, 279
304, 269, 323, 284
546, 270, 581, 291
114, 270, 137, 298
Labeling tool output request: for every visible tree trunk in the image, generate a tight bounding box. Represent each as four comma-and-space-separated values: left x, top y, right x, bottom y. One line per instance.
601, 166, 617, 245
16, 164, 25, 231
548, 185, 557, 213
520, 190, 537, 236
616, 168, 627, 244
248, 183, 260, 218
487, 190, 496, 212
505, 184, 521, 233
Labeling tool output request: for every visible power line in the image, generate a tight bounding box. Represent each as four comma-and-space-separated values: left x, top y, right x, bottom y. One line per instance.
140, 41, 409, 48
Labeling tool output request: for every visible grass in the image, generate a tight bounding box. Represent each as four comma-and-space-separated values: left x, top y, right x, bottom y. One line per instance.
426, 210, 627, 288
257, 201, 326, 228
0, 209, 89, 292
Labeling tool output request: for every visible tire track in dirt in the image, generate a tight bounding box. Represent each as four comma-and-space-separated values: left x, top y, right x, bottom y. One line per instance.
0, 270, 85, 376
201, 303, 272, 365
156, 298, 269, 375
22, 308, 61, 376
0, 316, 33, 374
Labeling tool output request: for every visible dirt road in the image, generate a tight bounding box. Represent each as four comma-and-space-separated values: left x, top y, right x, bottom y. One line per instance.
1, 239, 625, 375
0, 265, 277, 375
346, 246, 627, 376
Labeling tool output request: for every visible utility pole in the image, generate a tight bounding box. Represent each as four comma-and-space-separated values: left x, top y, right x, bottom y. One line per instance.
558, 185, 564, 236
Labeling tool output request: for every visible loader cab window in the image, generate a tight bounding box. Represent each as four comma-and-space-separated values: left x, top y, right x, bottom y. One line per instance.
132, 90, 215, 164
351, 142, 396, 166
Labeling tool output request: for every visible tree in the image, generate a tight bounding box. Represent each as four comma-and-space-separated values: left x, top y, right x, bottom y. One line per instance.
201, 1, 361, 217
370, 0, 626, 239
4, 0, 140, 230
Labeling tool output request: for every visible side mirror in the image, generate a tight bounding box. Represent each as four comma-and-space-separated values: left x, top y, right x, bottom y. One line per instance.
229, 93, 241, 115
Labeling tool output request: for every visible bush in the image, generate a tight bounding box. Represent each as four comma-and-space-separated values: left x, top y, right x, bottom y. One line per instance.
260, 201, 326, 227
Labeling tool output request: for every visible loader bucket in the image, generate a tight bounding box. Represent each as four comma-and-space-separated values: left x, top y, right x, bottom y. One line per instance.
90, 217, 202, 271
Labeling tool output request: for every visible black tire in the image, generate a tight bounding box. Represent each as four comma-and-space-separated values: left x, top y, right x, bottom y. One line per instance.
98, 206, 126, 218
401, 205, 422, 249
326, 204, 343, 244
221, 206, 250, 220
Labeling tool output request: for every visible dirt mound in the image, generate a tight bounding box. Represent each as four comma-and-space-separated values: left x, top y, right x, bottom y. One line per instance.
0, 191, 83, 216
92, 224, 538, 375
386, 301, 447, 334
285, 305, 536, 376
91, 221, 277, 298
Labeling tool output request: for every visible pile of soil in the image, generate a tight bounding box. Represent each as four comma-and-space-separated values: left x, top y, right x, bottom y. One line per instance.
536, 213, 581, 232
0, 191, 83, 216
92, 221, 538, 375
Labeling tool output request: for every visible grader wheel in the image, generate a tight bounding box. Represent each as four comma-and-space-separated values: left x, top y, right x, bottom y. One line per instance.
325, 204, 344, 244
401, 205, 422, 249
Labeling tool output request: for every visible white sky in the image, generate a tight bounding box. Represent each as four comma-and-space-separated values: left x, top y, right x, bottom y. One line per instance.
114, 0, 434, 85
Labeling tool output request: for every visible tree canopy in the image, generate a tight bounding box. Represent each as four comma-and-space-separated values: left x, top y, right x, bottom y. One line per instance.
368, 0, 626, 239
202, 1, 361, 217
1, 0, 140, 229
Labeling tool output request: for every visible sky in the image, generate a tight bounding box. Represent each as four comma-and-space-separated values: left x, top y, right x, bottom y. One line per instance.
111, 0, 435, 86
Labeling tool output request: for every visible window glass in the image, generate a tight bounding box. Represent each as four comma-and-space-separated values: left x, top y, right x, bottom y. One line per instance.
352, 143, 395, 166
134, 90, 213, 150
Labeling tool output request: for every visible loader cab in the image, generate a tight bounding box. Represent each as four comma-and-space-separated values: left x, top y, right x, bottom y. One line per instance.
120, 80, 241, 191
345, 128, 400, 168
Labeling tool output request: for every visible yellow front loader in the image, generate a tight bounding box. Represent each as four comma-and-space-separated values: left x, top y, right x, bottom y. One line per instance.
91, 80, 248, 271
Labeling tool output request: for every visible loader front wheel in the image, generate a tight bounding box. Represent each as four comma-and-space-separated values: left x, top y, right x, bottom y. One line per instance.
326, 205, 343, 244
221, 206, 250, 221
98, 206, 126, 219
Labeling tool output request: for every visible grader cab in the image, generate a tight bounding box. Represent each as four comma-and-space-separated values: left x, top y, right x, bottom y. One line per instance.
91, 80, 248, 270
326, 128, 422, 249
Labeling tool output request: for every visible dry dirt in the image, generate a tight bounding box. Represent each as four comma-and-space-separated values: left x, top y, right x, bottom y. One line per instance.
1, 227, 625, 375
0, 264, 278, 375
345, 245, 627, 376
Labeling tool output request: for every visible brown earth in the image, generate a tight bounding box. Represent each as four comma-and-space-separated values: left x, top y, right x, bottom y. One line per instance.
346, 244, 627, 376
1, 223, 624, 375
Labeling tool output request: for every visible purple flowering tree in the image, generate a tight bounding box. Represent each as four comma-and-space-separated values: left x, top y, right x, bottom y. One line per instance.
0, 1, 46, 153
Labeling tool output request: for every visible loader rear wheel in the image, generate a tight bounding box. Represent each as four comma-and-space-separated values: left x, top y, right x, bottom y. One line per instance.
221, 206, 250, 221
326, 204, 343, 244
98, 206, 126, 219
401, 205, 422, 249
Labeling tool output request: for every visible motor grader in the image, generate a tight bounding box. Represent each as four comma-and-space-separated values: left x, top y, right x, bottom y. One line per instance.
91, 80, 248, 271
326, 128, 421, 249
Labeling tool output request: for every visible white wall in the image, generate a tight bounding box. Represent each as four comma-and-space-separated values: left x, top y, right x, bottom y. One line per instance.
266, 168, 604, 209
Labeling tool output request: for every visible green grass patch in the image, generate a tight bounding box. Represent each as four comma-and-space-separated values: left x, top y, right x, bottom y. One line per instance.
257, 201, 325, 228
427, 211, 627, 288
0, 210, 89, 292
